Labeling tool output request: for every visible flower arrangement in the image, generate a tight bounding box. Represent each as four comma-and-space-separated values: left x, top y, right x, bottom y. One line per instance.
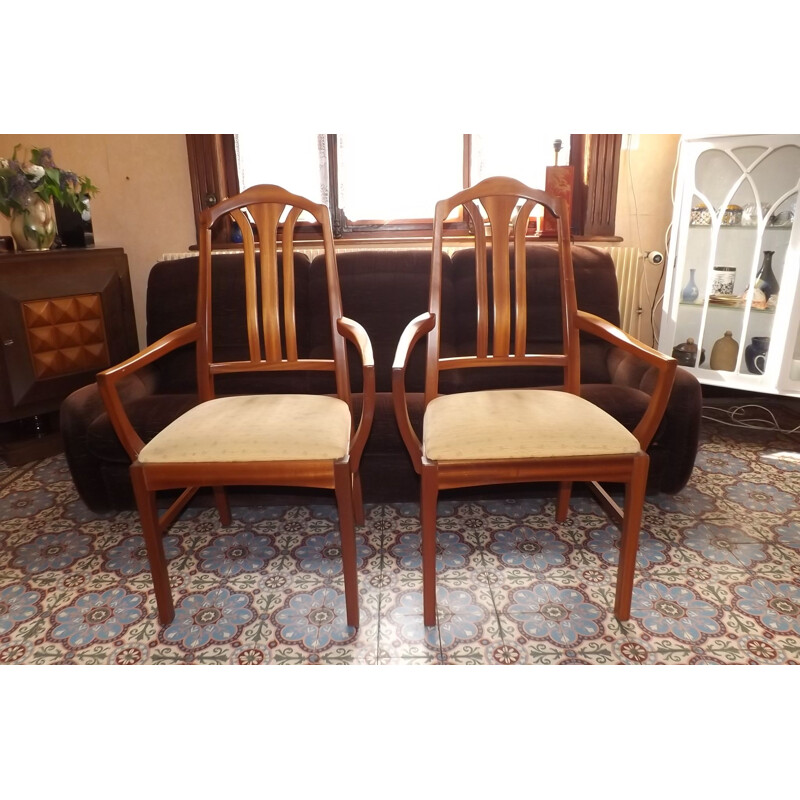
0, 145, 98, 218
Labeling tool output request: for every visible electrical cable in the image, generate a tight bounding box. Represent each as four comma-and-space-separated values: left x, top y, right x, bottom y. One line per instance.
623, 136, 650, 344
701, 402, 800, 434
649, 220, 669, 348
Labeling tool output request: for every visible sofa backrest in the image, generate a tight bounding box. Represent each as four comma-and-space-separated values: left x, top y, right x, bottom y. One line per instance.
308, 249, 439, 393
146, 252, 318, 395
145, 244, 620, 395
440, 244, 620, 392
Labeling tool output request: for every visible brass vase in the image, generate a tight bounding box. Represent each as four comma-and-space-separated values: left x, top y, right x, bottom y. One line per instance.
9, 196, 56, 251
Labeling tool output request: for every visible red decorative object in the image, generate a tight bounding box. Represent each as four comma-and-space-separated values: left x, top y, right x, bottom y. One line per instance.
542, 165, 574, 235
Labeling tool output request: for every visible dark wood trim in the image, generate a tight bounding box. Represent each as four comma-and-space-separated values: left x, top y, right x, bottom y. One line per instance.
186, 133, 621, 245
570, 134, 622, 238
186, 134, 239, 245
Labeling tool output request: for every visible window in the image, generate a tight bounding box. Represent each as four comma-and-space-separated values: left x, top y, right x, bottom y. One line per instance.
186, 134, 621, 244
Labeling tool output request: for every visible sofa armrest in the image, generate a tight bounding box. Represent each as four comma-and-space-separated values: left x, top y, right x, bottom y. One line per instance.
609, 354, 702, 493
575, 311, 677, 450
96, 323, 199, 460
60, 366, 159, 511
599, 327, 702, 493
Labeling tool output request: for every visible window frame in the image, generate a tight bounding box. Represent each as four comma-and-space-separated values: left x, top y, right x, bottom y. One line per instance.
186, 133, 621, 245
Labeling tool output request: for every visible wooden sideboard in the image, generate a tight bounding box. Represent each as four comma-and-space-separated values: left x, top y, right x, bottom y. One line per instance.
0, 246, 138, 465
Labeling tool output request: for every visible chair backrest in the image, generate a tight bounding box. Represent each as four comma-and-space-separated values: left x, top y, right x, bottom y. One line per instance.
197, 184, 350, 404
425, 176, 579, 403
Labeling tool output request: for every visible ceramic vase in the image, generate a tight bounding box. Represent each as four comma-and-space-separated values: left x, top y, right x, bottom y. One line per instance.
744, 336, 770, 375
711, 266, 736, 296
710, 330, 739, 371
9, 196, 56, 251
755, 250, 779, 301
681, 269, 699, 303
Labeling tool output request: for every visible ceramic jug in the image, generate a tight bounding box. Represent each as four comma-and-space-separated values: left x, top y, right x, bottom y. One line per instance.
710, 330, 739, 371
744, 336, 770, 374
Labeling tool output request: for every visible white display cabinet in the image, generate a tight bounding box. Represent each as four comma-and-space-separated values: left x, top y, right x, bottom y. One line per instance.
660, 134, 800, 397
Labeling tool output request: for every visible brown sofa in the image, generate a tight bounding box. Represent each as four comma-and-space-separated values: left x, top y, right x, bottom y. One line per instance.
60, 245, 702, 512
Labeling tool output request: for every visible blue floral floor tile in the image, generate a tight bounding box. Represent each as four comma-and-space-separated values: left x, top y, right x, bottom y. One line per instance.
2, 416, 800, 665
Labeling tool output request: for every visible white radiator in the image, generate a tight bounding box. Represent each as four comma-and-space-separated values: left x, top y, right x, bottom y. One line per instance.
604, 246, 643, 339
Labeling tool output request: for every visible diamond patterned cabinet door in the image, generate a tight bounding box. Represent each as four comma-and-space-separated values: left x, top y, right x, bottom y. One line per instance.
23, 294, 110, 379
0, 247, 138, 423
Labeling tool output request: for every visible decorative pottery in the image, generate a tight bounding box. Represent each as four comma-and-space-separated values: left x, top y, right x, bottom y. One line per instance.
744, 336, 770, 375
681, 269, 700, 303
722, 204, 742, 226
9, 196, 56, 251
755, 250, 779, 301
672, 337, 705, 367
690, 203, 711, 225
711, 265, 736, 295
741, 203, 769, 226
709, 330, 739, 371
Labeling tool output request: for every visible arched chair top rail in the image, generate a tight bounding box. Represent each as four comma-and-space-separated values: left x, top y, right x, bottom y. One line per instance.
199, 183, 331, 229
432, 176, 564, 222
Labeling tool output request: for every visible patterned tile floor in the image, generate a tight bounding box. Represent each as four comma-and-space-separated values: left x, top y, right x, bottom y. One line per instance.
1, 414, 799, 666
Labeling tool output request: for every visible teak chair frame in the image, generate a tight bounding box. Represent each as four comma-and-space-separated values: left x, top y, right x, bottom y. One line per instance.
392, 176, 677, 626
98, 184, 375, 628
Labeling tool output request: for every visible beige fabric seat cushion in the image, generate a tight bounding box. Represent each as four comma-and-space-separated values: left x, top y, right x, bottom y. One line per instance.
423, 388, 640, 461
138, 395, 351, 463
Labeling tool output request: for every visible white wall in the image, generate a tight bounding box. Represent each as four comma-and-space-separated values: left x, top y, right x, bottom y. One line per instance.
615, 134, 681, 346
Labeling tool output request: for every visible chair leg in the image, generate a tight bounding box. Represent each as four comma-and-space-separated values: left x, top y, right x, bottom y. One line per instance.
421, 464, 439, 627
352, 469, 365, 527
131, 465, 175, 625
556, 481, 572, 522
334, 460, 360, 629
213, 486, 231, 526
614, 454, 649, 621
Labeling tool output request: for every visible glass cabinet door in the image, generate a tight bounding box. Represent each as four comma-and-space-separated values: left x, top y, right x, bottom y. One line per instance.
669, 137, 799, 389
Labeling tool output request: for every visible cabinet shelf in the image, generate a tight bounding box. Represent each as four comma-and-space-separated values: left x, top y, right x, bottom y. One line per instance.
688, 224, 792, 230
661, 134, 800, 398
678, 300, 775, 314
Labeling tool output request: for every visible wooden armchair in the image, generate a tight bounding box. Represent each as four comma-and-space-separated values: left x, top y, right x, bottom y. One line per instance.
392, 176, 676, 626
97, 185, 375, 628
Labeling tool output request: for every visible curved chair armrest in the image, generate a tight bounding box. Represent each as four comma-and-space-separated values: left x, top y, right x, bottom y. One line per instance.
575, 310, 677, 450
96, 323, 199, 460
392, 312, 436, 473
337, 316, 375, 465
